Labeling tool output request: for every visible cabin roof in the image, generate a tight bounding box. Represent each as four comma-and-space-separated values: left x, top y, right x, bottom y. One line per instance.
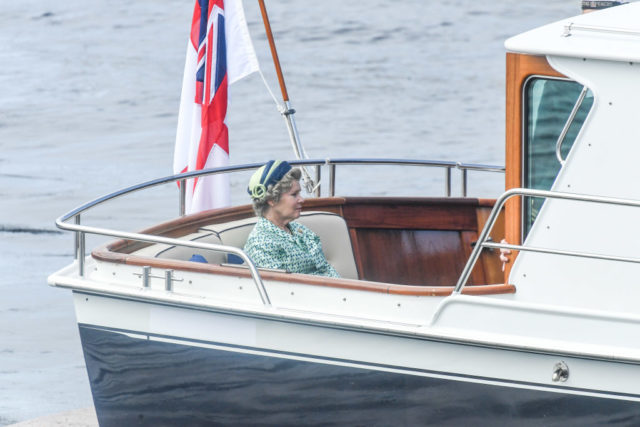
505, 3, 640, 63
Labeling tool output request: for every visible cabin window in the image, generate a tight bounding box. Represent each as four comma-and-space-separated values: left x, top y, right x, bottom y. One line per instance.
522, 77, 593, 237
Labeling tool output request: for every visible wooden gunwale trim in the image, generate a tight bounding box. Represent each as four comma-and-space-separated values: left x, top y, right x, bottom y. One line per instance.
504, 52, 565, 279
91, 250, 515, 296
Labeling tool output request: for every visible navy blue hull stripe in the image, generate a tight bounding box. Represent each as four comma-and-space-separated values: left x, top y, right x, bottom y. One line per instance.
78, 325, 640, 426
78, 321, 640, 401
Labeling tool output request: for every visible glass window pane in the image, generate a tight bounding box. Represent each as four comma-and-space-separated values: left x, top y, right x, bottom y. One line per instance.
522, 78, 593, 237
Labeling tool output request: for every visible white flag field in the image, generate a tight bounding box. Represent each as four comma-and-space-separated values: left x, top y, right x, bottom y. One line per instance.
174, 0, 259, 214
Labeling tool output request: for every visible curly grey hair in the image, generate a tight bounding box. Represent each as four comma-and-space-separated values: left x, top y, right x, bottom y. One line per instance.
252, 168, 302, 217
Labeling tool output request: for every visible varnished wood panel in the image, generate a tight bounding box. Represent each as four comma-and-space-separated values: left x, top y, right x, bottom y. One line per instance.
504, 53, 565, 279
342, 199, 482, 231
475, 206, 505, 285
460, 230, 486, 285
101, 196, 505, 287
354, 229, 471, 286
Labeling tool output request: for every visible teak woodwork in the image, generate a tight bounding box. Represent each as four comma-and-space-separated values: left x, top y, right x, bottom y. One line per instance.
504, 53, 565, 279
97, 197, 506, 292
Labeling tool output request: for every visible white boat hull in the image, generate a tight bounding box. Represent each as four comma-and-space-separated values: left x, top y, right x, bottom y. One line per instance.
73, 290, 640, 426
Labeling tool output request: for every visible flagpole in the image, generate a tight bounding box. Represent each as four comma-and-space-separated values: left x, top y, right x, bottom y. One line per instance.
257, 0, 316, 194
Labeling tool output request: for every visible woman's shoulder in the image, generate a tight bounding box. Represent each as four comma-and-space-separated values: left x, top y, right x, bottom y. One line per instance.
289, 221, 319, 239
289, 221, 311, 233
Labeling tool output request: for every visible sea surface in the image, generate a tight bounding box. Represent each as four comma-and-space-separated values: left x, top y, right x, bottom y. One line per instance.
0, 0, 582, 424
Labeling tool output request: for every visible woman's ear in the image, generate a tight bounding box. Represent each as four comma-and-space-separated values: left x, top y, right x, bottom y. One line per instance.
267, 200, 275, 207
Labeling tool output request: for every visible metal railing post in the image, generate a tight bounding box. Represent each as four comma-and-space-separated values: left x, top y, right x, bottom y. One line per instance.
314, 165, 321, 197
179, 179, 186, 216
461, 168, 468, 197
74, 215, 85, 277
445, 167, 452, 197
329, 164, 336, 197
165, 269, 174, 291
142, 266, 151, 288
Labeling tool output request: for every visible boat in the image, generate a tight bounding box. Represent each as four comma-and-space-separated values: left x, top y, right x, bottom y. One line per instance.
49, 3, 640, 425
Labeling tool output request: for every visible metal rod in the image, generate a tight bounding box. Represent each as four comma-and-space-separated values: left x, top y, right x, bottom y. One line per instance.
74, 215, 81, 260
563, 22, 640, 37
74, 215, 85, 277
329, 164, 336, 197
55, 219, 272, 307
445, 168, 452, 197
58, 159, 503, 224
257, 0, 315, 193
78, 231, 85, 277
462, 169, 468, 197
454, 188, 640, 294
165, 269, 173, 291
142, 266, 151, 288
555, 86, 588, 165
179, 179, 186, 216
483, 242, 640, 265
314, 165, 321, 197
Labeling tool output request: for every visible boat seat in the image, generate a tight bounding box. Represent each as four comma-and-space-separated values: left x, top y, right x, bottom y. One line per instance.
132, 231, 226, 264
200, 211, 359, 279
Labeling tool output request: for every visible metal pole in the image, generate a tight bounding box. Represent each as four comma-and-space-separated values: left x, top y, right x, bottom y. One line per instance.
257, 0, 315, 193
555, 86, 588, 165
445, 168, 452, 197
462, 169, 468, 197
329, 164, 336, 197
314, 165, 321, 197
142, 266, 151, 288
74, 215, 85, 277
179, 179, 186, 216
165, 269, 173, 292
74, 214, 80, 260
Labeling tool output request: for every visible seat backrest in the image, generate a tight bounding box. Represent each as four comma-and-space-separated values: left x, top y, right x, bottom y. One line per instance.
201, 211, 358, 279
132, 231, 226, 264
297, 212, 358, 279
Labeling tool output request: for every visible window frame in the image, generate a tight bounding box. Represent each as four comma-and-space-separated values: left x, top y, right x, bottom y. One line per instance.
520, 74, 592, 240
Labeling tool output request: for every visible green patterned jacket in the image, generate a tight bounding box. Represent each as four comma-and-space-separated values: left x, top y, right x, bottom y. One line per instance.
243, 217, 339, 278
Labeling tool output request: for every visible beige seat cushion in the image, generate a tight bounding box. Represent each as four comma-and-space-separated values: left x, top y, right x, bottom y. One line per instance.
132, 231, 225, 264
201, 211, 358, 279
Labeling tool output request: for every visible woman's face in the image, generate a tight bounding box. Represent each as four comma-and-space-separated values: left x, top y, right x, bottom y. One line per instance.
268, 181, 304, 226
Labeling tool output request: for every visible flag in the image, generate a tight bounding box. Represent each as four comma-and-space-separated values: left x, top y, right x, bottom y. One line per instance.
174, 0, 259, 214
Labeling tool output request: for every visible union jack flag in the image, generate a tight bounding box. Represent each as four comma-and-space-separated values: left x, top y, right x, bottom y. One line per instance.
175, 0, 258, 214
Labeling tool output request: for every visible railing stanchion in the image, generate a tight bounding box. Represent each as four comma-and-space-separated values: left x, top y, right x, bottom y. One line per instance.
462, 169, 468, 197
314, 165, 321, 197
329, 164, 336, 197
74, 214, 80, 261
74, 215, 85, 277
179, 179, 186, 216
445, 168, 452, 197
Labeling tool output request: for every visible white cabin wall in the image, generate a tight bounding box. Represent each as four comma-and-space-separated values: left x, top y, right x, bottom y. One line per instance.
509, 56, 640, 313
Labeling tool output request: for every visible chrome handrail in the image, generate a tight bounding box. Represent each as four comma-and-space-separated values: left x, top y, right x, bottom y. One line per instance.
563, 22, 640, 38
56, 219, 272, 306
56, 157, 503, 307
323, 158, 504, 198
454, 188, 640, 294
555, 86, 588, 165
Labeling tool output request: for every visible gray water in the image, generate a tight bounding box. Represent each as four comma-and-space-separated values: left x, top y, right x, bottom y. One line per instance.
0, 0, 582, 424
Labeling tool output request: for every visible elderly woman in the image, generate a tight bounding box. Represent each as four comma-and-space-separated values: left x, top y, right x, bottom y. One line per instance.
243, 160, 339, 277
